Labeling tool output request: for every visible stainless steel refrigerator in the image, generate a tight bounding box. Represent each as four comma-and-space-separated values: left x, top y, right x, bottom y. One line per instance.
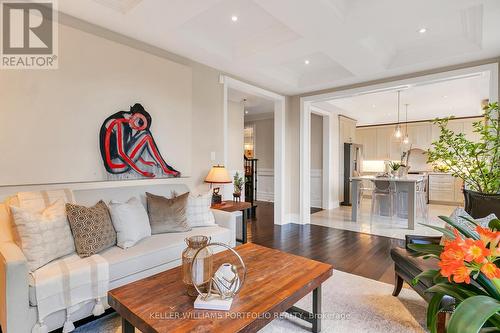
341, 143, 363, 206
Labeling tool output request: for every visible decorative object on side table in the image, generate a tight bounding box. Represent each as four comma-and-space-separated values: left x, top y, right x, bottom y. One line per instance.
205, 165, 232, 205
182, 236, 213, 296
427, 102, 499, 218
409, 215, 500, 333
232, 172, 244, 202
191, 242, 246, 311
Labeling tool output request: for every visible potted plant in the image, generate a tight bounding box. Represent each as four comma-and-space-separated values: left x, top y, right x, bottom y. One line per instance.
427, 102, 499, 218
389, 161, 402, 177
410, 215, 500, 333
232, 172, 244, 202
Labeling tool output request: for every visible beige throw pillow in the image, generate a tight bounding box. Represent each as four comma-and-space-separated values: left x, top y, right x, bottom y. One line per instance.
440, 207, 497, 245
66, 201, 116, 257
10, 199, 75, 271
146, 192, 191, 234
186, 192, 216, 227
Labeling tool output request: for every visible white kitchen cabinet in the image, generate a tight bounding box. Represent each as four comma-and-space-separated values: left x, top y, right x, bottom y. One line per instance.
428, 173, 464, 205
356, 128, 377, 160
339, 116, 357, 144
407, 123, 431, 149
357, 117, 483, 163
376, 127, 392, 160
430, 118, 483, 146
463, 118, 483, 142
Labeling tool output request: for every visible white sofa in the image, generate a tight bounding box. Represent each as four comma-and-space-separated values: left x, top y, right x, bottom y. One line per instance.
0, 183, 237, 333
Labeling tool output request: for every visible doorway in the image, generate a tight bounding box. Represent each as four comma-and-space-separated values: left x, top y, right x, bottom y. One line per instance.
299, 63, 499, 225
223, 76, 286, 225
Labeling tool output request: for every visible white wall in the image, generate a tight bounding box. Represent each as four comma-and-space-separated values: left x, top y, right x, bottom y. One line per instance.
0, 17, 229, 196
0, 22, 192, 186
190, 62, 224, 193
224, 101, 244, 199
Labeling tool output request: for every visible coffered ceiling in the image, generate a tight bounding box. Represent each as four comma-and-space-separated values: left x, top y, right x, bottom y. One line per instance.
58, 0, 500, 95
326, 72, 490, 126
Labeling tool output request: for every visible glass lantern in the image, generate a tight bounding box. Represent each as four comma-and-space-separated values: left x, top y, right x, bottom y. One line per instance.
182, 235, 213, 296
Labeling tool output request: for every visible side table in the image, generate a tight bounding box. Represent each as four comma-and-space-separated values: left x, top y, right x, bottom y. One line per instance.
211, 200, 252, 243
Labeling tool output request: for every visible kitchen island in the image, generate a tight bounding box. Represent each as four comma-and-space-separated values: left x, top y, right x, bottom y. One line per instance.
350, 175, 425, 229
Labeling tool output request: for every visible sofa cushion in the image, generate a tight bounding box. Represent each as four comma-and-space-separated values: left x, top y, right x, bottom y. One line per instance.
439, 207, 497, 245
28, 225, 232, 306
108, 197, 151, 249
10, 199, 75, 271
186, 193, 216, 228
101, 226, 230, 282
66, 201, 117, 257
146, 192, 191, 234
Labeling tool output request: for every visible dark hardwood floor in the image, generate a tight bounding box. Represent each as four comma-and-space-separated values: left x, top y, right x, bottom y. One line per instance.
248, 201, 404, 284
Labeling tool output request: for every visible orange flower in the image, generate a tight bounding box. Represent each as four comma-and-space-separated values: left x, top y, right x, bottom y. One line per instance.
476, 226, 500, 248
480, 262, 500, 280
452, 265, 472, 284
439, 260, 462, 280
439, 243, 465, 279
462, 239, 490, 263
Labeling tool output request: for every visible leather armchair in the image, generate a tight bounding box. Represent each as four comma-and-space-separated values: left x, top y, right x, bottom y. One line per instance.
390, 235, 454, 333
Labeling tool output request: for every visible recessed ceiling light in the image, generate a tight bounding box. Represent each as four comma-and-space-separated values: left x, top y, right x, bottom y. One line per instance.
443, 95, 448, 98
419, 27, 427, 34
231, 15, 238, 22
245, 110, 249, 114
304, 60, 310, 65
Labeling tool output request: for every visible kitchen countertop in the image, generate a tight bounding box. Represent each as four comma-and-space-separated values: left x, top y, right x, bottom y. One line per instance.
351, 175, 425, 183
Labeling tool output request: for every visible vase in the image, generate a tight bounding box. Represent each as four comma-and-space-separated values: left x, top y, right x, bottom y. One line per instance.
463, 189, 500, 218
182, 235, 213, 296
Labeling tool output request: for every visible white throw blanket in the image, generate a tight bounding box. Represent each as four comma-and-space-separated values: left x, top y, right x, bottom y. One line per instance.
15, 190, 110, 333
31, 254, 109, 333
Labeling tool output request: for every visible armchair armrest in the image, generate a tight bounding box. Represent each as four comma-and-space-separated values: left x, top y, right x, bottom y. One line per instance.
405, 235, 442, 249
0, 241, 30, 333
211, 209, 237, 248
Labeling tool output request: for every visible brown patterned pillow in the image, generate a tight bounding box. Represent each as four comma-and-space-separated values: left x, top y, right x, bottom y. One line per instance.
146, 192, 191, 234
66, 201, 116, 257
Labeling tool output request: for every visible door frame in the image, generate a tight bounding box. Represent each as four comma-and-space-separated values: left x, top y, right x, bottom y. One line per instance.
222, 76, 286, 225
299, 63, 499, 224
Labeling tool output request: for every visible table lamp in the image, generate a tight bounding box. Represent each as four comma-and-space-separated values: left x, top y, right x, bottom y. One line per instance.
205, 165, 232, 205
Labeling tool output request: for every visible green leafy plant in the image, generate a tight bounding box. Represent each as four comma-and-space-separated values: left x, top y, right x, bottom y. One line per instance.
389, 161, 402, 171
233, 172, 244, 194
427, 102, 499, 194
409, 216, 500, 333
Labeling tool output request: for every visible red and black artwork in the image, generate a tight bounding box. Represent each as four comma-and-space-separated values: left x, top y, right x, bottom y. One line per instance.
99, 103, 180, 178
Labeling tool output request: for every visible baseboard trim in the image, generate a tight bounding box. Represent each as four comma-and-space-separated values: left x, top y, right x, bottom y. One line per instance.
257, 191, 274, 202
285, 213, 299, 224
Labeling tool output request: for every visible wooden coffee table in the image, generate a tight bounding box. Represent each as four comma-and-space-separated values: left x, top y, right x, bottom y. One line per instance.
108, 243, 333, 333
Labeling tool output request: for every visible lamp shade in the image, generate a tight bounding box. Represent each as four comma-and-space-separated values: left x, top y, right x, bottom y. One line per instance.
205, 165, 232, 184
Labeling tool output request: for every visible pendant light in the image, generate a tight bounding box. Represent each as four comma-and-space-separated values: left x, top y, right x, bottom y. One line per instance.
394, 91, 402, 138
402, 103, 410, 144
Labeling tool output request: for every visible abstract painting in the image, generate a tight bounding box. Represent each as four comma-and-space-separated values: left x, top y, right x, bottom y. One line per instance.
99, 103, 180, 179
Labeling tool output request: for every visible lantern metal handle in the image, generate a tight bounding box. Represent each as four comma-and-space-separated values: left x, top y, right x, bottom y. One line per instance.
190, 242, 246, 298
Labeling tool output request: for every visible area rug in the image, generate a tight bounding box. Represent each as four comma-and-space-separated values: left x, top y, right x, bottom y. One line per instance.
75, 270, 427, 333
